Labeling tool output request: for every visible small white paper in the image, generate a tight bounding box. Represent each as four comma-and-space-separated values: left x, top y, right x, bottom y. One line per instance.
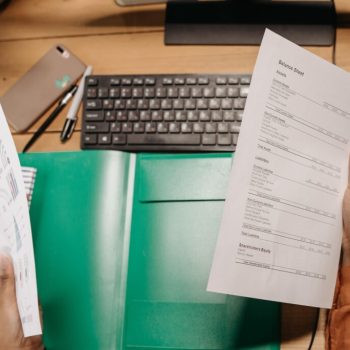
208, 30, 350, 308
0, 105, 42, 336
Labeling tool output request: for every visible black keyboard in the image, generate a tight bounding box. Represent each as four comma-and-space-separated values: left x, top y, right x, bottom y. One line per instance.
81, 74, 251, 152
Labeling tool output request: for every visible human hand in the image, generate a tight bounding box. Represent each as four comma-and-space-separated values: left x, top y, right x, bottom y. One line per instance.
0, 254, 43, 350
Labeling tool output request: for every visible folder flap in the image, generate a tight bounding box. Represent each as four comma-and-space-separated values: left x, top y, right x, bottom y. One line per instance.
19, 151, 136, 350
138, 153, 233, 202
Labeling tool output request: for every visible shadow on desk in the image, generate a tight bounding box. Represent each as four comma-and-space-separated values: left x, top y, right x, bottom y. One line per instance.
86, 9, 164, 28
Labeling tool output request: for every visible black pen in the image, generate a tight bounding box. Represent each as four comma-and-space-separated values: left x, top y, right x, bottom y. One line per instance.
22, 85, 78, 153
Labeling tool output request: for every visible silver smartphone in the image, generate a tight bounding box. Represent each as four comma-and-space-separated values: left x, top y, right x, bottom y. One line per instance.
0, 45, 86, 132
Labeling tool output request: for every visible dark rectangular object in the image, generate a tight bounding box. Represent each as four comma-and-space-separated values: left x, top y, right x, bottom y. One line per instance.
165, 0, 336, 46
81, 74, 252, 152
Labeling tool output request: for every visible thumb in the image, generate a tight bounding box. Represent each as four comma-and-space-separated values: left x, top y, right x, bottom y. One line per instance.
0, 254, 15, 293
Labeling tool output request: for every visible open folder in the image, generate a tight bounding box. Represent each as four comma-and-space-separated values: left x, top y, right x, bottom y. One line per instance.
20, 151, 280, 350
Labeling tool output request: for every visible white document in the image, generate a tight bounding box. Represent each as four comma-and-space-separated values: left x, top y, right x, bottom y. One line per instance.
208, 29, 350, 308
0, 105, 42, 336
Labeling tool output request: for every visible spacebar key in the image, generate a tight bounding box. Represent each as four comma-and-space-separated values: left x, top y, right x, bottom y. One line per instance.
128, 134, 200, 145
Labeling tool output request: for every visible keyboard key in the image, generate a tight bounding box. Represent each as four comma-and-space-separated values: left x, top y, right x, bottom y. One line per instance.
193, 123, 204, 133
198, 77, 209, 85
111, 122, 121, 132
205, 123, 217, 133
202, 134, 216, 145
151, 111, 163, 121
125, 99, 137, 110
240, 76, 251, 85
133, 78, 144, 85
162, 77, 173, 85
228, 77, 239, 85
218, 122, 229, 133
145, 77, 156, 85
86, 100, 101, 110
98, 134, 111, 144
87, 77, 98, 86
161, 99, 173, 110
240, 86, 250, 97
149, 99, 161, 109
132, 88, 143, 98
134, 122, 145, 133
235, 110, 244, 121
222, 99, 233, 109
185, 100, 196, 110
110, 78, 120, 86
137, 99, 149, 110
197, 99, 208, 109
128, 111, 139, 121
157, 122, 168, 133
103, 99, 114, 109
209, 99, 220, 110
85, 122, 109, 133
116, 111, 128, 121
203, 88, 214, 98
121, 78, 132, 85
114, 100, 126, 110
145, 122, 157, 133
233, 98, 246, 110
122, 122, 133, 133
144, 88, 155, 98
233, 133, 239, 145
227, 87, 239, 97
83, 134, 97, 144
121, 88, 132, 98
212, 111, 222, 121
199, 111, 210, 121
188, 111, 199, 121
230, 124, 240, 133
163, 111, 175, 121
218, 134, 232, 145
179, 87, 190, 98
169, 122, 180, 133
215, 87, 227, 97
173, 100, 184, 110
109, 88, 120, 98
216, 77, 227, 85
167, 87, 178, 98
174, 77, 185, 85
175, 111, 187, 121
87, 88, 97, 98
191, 87, 202, 98
105, 111, 116, 121
128, 134, 200, 145
98, 88, 108, 98
181, 123, 192, 133
85, 111, 103, 121
223, 111, 235, 121
112, 134, 126, 144
156, 88, 166, 98
140, 111, 151, 121
186, 77, 197, 85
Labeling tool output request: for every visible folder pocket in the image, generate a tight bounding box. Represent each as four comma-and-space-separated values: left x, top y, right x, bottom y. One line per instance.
125, 154, 280, 350
137, 154, 233, 202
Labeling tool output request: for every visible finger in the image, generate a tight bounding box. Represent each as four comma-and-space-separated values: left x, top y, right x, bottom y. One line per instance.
0, 254, 15, 294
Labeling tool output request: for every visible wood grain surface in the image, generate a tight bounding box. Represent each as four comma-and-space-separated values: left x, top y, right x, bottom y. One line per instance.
1, 0, 349, 348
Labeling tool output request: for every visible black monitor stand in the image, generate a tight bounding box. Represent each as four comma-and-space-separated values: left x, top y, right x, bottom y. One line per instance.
165, 0, 336, 46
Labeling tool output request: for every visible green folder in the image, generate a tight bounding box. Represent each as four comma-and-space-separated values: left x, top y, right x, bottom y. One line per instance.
20, 151, 280, 350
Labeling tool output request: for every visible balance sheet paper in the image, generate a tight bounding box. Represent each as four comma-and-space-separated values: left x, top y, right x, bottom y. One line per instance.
207, 29, 350, 308
0, 105, 41, 336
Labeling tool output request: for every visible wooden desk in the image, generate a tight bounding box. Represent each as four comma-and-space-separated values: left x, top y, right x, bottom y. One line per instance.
1, 1, 349, 348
